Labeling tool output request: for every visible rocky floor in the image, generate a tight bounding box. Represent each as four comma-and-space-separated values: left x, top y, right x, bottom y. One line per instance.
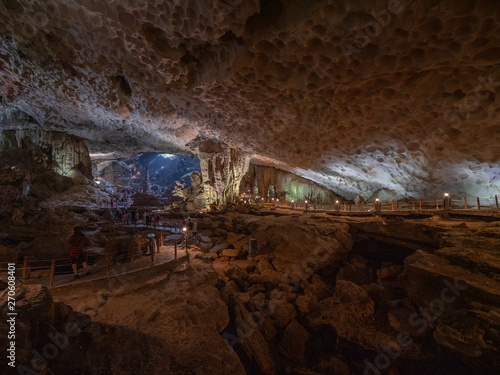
1, 208, 499, 374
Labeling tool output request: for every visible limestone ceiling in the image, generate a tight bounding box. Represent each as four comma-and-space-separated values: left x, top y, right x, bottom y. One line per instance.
0, 0, 499, 200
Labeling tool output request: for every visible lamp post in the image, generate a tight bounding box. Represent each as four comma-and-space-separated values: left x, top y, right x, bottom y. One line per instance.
444, 193, 451, 210
335, 200, 340, 213
375, 198, 381, 212
305, 200, 308, 211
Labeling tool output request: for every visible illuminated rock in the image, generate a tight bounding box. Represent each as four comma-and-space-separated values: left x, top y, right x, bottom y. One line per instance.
1, 1, 500, 200
191, 139, 250, 206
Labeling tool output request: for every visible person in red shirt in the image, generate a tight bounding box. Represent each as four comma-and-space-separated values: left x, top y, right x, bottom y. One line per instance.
69, 227, 88, 278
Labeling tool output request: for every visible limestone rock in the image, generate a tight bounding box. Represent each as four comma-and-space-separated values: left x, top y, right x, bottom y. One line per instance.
235, 300, 276, 375
249, 269, 283, 288
0, 245, 17, 262
279, 319, 310, 363
221, 248, 242, 258
267, 298, 296, 328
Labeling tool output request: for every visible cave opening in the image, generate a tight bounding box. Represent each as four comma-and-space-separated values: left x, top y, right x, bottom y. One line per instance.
95, 152, 201, 208
1, 1, 500, 374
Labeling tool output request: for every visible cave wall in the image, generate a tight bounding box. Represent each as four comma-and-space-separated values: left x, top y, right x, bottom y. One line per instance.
0, 127, 92, 179
241, 163, 341, 204
193, 139, 250, 206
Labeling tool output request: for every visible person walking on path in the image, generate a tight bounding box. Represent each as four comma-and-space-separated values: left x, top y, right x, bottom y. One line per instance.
69, 227, 88, 279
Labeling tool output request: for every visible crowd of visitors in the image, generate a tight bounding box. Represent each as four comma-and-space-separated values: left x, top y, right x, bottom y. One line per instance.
114, 209, 163, 228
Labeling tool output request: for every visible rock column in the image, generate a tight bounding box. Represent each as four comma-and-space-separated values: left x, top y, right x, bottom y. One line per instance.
191, 139, 249, 206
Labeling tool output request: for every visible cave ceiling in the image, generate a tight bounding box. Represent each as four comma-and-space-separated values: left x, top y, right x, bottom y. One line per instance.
0, 0, 499, 199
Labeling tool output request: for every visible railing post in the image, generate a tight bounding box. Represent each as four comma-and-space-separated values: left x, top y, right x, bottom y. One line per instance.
436, 198, 439, 210
175, 242, 178, 260
22, 256, 28, 280
419, 199, 422, 211
391, 200, 394, 211
464, 197, 467, 209
344, 202, 346, 211
50, 260, 55, 287
477, 197, 481, 210
397, 200, 400, 210
496, 195, 499, 210
412, 201, 415, 211
349, 203, 352, 213
106, 254, 111, 279
151, 249, 154, 266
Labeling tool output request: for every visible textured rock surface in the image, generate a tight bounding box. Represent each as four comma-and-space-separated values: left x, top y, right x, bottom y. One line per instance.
240, 163, 342, 202
192, 139, 250, 205
0, 125, 92, 179
50, 251, 246, 375
205, 211, 500, 374
1, 1, 499, 200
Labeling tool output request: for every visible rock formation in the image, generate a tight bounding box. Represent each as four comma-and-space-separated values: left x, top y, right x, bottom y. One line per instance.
1, 1, 500, 200
99, 160, 132, 191
201, 211, 500, 375
241, 163, 343, 203
191, 138, 250, 206
1, 254, 246, 375
0, 127, 92, 180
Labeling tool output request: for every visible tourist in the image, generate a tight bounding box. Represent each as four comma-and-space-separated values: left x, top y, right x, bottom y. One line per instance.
122, 211, 128, 225
69, 227, 88, 279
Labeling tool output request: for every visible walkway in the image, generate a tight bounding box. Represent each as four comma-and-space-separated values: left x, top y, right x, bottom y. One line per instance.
1, 244, 189, 289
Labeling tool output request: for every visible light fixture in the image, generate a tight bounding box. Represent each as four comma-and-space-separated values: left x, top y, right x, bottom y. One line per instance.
336, 200, 339, 204
305, 200, 308, 204
375, 198, 380, 202
444, 193, 449, 197
96, 180, 101, 185
182, 227, 187, 232
291, 200, 294, 203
